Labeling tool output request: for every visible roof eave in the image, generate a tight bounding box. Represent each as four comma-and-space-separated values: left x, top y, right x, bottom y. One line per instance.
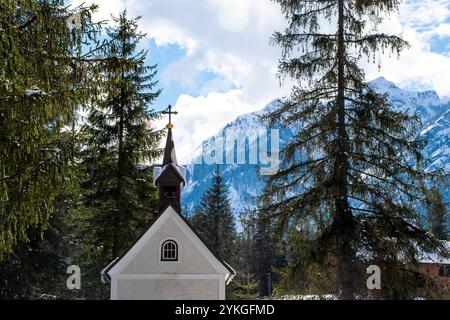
101, 257, 119, 284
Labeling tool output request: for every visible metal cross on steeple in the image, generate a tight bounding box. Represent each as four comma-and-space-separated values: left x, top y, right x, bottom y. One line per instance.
162, 105, 178, 129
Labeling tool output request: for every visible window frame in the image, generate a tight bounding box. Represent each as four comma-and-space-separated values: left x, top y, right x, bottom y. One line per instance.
162, 186, 177, 199
445, 265, 450, 278
161, 239, 178, 262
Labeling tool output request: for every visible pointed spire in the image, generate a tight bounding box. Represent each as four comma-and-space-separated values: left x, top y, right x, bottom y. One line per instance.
161, 104, 179, 166
162, 128, 177, 165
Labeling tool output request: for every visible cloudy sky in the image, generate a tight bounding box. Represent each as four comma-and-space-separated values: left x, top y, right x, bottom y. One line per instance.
69, 0, 450, 163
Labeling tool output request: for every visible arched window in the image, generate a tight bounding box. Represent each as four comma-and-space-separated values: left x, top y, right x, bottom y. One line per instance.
161, 240, 178, 261
162, 186, 177, 199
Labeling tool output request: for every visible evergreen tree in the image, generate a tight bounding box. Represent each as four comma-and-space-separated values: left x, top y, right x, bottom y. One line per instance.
247, 210, 283, 297
0, 0, 104, 258
191, 167, 237, 264
229, 210, 259, 299
231, 209, 285, 298
426, 190, 449, 240
272, 220, 337, 298
236, 210, 259, 274
80, 11, 162, 298
0, 147, 85, 299
0, 213, 66, 299
232, 267, 260, 300
262, 0, 448, 299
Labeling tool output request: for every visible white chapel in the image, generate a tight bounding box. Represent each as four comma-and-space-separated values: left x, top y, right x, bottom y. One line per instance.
101, 111, 235, 300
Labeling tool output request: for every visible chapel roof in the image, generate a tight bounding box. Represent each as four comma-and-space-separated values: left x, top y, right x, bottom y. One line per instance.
101, 203, 236, 283
153, 127, 186, 184
163, 127, 177, 166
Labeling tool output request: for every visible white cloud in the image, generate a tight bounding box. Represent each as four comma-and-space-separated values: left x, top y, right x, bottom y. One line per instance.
155, 90, 255, 163
70, 0, 290, 162
217, 1, 250, 33
83, 0, 290, 162
428, 23, 450, 38
364, 0, 450, 96
399, 0, 450, 30
136, 0, 289, 103
68, 0, 450, 162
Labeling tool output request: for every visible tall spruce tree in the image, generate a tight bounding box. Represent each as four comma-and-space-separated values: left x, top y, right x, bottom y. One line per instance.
0, 128, 86, 299
426, 190, 449, 240
235, 209, 285, 298
80, 11, 162, 298
0, 0, 103, 259
262, 0, 447, 299
191, 167, 237, 264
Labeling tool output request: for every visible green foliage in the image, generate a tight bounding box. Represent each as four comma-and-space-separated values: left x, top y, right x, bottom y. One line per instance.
262, 0, 448, 299
0, 0, 103, 260
0, 213, 67, 299
0, 129, 91, 299
191, 167, 237, 265
0, 3, 163, 300
79, 11, 163, 299
231, 268, 260, 300
426, 190, 449, 240
231, 209, 285, 299
272, 222, 337, 298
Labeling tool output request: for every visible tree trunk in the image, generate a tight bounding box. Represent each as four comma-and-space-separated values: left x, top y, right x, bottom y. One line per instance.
112, 35, 126, 259
112, 99, 124, 258
335, 0, 354, 300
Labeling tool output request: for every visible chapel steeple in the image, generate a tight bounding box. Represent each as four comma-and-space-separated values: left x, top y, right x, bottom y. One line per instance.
153, 105, 185, 213
162, 125, 177, 165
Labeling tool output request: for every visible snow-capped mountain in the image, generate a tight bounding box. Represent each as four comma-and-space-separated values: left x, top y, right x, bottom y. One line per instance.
370, 77, 447, 124
182, 77, 450, 215
181, 99, 294, 215
420, 109, 450, 172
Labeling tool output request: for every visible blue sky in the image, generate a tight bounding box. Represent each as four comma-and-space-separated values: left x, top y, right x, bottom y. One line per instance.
424, 16, 450, 56
146, 39, 235, 111
69, 0, 450, 162
145, 40, 187, 110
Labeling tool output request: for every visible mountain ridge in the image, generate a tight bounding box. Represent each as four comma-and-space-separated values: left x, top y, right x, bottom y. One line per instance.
182, 77, 450, 215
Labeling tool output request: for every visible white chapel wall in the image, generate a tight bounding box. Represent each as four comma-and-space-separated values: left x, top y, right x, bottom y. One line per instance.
121, 214, 218, 275
108, 207, 230, 300
115, 278, 222, 300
